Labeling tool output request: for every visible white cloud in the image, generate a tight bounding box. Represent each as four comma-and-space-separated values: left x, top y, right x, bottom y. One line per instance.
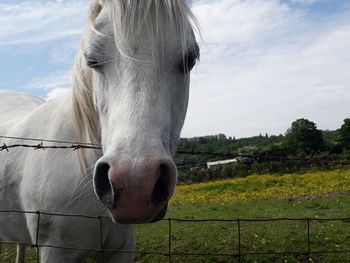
50, 40, 80, 65
194, 0, 296, 44
27, 70, 72, 101
181, 0, 350, 137
27, 71, 72, 91
46, 87, 70, 101
290, 0, 323, 4
0, 1, 88, 45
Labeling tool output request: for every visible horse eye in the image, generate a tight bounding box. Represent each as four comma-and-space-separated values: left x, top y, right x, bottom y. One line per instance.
178, 52, 197, 74
84, 49, 106, 70
178, 43, 200, 74
85, 56, 103, 69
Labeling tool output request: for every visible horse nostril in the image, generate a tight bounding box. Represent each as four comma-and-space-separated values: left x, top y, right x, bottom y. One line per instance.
93, 162, 114, 208
152, 163, 171, 205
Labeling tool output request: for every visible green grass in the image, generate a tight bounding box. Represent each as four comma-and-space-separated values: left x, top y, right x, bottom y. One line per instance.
0, 246, 38, 263
136, 196, 350, 263
2, 192, 350, 262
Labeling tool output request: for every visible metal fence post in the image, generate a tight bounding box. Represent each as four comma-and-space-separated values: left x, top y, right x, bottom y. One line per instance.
237, 219, 241, 263
99, 216, 105, 263
35, 211, 41, 263
307, 218, 311, 262
168, 218, 172, 263
0, 243, 3, 263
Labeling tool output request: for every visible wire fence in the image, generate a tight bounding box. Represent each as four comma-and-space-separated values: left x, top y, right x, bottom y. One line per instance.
2, 210, 350, 262
1, 135, 350, 168
1, 135, 350, 262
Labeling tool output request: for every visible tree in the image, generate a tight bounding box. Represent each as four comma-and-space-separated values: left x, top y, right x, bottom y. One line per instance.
284, 118, 325, 155
339, 118, 350, 150
217, 134, 227, 140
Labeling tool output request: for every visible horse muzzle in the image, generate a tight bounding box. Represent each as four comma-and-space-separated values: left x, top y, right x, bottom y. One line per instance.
93, 158, 177, 224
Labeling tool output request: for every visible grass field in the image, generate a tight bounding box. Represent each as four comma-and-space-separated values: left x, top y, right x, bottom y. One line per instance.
137, 196, 350, 263
2, 169, 350, 262
135, 169, 350, 262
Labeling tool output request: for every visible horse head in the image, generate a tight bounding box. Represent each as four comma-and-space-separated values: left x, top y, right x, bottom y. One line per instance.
73, 0, 199, 224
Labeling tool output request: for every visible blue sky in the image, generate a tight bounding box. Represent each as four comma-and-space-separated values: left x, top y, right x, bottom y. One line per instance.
1, 0, 350, 138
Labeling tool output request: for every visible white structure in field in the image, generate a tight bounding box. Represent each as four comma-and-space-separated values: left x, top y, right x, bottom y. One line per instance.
207, 159, 238, 169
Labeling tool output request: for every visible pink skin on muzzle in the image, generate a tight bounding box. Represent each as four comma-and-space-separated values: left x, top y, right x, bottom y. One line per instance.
94, 158, 177, 224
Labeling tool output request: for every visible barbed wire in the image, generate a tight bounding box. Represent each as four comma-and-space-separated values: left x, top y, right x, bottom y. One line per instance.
0, 135, 100, 147
176, 150, 350, 164
1, 210, 350, 262
175, 153, 350, 172
1, 135, 350, 167
0, 142, 101, 152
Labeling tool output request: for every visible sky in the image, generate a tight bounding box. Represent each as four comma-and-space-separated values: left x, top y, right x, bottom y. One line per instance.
0, 0, 349, 138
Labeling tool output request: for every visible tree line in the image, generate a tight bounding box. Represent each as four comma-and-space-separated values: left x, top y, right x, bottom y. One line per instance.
175, 118, 350, 183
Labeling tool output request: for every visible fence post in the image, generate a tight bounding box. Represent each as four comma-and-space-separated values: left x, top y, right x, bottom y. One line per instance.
307, 218, 311, 262
99, 216, 105, 263
35, 211, 41, 263
168, 218, 172, 263
237, 219, 241, 263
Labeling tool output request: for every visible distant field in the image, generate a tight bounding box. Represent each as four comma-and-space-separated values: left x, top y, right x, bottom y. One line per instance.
173, 169, 350, 205
2, 169, 350, 262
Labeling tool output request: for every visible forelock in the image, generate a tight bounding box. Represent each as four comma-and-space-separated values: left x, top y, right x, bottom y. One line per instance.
88, 0, 199, 57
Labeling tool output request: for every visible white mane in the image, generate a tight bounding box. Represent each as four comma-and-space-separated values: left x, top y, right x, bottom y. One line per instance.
72, 0, 199, 145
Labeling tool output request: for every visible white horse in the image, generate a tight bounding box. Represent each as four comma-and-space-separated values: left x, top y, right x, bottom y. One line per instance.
0, 0, 199, 262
